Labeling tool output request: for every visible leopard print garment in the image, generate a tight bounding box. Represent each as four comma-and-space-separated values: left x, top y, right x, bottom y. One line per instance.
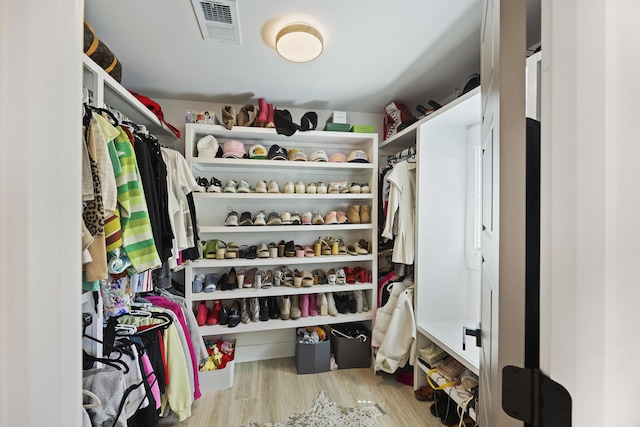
83, 131, 105, 236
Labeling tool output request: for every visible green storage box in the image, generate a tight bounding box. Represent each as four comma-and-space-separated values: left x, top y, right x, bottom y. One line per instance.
350, 124, 375, 133
324, 123, 351, 132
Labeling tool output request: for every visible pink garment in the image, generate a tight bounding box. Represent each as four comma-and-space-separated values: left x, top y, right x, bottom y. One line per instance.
141, 352, 161, 410
146, 295, 201, 400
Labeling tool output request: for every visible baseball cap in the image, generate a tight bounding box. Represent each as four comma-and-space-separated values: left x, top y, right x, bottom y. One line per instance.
347, 149, 369, 163
329, 152, 348, 163
309, 150, 329, 162
222, 139, 247, 159
249, 144, 268, 159
197, 135, 219, 158
268, 144, 288, 160
288, 149, 307, 161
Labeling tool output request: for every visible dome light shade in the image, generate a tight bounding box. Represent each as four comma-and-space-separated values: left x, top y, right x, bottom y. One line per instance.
275, 23, 323, 63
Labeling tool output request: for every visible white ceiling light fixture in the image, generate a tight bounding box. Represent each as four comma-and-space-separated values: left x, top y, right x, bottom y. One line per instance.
275, 23, 323, 63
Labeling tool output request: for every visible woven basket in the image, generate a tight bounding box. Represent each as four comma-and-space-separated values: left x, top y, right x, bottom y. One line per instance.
83, 20, 122, 83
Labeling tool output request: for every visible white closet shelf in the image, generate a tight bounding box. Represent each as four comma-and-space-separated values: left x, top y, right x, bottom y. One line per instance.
198, 224, 373, 233
191, 158, 374, 174
186, 124, 375, 146
416, 362, 477, 421
192, 283, 374, 301
82, 55, 178, 139
378, 86, 481, 155
189, 254, 375, 268
417, 320, 480, 375
197, 311, 374, 335
193, 193, 374, 201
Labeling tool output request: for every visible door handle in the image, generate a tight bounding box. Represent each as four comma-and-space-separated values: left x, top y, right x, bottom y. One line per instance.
463, 326, 481, 350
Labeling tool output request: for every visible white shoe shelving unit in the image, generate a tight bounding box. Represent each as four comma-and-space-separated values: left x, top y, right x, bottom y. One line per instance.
184, 124, 378, 363
379, 87, 481, 421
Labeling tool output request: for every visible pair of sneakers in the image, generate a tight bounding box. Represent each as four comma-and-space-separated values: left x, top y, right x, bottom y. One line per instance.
224, 179, 251, 193
283, 181, 306, 194
228, 210, 266, 226
196, 176, 223, 193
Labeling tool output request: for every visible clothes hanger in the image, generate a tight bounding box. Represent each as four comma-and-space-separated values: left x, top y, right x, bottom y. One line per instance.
82, 389, 101, 409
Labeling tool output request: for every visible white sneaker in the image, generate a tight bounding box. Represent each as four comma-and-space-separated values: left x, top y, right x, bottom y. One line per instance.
349, 183, 361, 194
224, 180, 238, 193
361, 183, 370, 194
253, 211, 266, 226
283, 181, 295, 194
295, 181, 305, 194
255, 180, 267, 193
328, 181, 340, 194
316, 182, 327, 194
281, 211, 291, 225
306, 182, 317, 194
237, 179, 251, 193
267, 180, 280, 193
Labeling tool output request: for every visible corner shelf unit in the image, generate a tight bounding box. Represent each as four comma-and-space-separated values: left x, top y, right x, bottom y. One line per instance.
184, 124, 379, 361
379, 87, 481, 421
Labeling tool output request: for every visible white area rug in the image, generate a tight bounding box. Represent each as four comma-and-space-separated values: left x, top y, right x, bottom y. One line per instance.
237, 390, 383, 427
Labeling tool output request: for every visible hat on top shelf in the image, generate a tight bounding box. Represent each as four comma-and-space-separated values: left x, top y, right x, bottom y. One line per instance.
268, 144, 288, 160
288, 149, 307, 161
197, 135, 219, 158
329, 152, 348, 163
249, 144, 268, 159
222, 140, 247, 159
309, 150, 329, 162
347, 150, 369, 163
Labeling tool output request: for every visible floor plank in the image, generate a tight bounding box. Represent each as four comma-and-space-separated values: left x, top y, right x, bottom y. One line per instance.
158, 357, 445, 427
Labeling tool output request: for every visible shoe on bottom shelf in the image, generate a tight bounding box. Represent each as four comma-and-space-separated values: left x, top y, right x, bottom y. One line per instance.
240, 298, 251, 324
280, 295, 291, 320
206, 301, 221, 325
430, 397, 460, 426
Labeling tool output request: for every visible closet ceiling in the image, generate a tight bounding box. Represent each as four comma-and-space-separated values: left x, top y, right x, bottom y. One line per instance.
84, 1, 517, 114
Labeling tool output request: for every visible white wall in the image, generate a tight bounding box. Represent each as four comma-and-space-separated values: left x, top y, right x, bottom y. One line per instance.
0, 1, 83, 426
541, 0, 640, 424
154, 98, 384, 154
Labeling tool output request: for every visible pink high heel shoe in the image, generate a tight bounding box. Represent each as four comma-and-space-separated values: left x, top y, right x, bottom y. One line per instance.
256, 98, 268, 127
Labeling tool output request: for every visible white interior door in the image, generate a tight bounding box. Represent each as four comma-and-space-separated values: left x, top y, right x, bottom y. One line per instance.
479, 0, 527, 425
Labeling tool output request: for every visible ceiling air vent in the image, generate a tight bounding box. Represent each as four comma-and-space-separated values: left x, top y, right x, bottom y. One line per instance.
191, 0, 241, 44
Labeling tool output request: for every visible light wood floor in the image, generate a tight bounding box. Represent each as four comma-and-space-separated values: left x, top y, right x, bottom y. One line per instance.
158, 357, 444, 427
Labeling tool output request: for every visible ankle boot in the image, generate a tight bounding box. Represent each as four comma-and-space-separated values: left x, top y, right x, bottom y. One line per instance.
280, 296, 291, 320
207, 301, 221, 325
300, 294, 309, 318
269, 296, 280, 319
326, 293, 338, 316
317, 293, 328, 316
259, 297, 269, 321
353, 290, 364, 313
347, 205, 361, 224
250, 297, 260, 322
360, 205, 371, 223
256, 98, 268, 127
240, 298, 251, 323
290, 295, 301, 320
362, 291, 369, 312
266, 103, 275, 128
196, 302, 208, 326
222, 105, 236, 130
308, 293, 318, 316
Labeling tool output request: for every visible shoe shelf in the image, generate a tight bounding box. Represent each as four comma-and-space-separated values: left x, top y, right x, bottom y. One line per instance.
416, 361, 477, 422
185, 123, 378, 359
197, 224, 374, 233
192, 283, 373, 302
193, 193, 374, 200
189, 254, 375, 268
198, 311, 374, 335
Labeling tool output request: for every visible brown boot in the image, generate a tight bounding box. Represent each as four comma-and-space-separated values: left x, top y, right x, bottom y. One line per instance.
360, 205, 371, 223
347, 205, 361, 224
